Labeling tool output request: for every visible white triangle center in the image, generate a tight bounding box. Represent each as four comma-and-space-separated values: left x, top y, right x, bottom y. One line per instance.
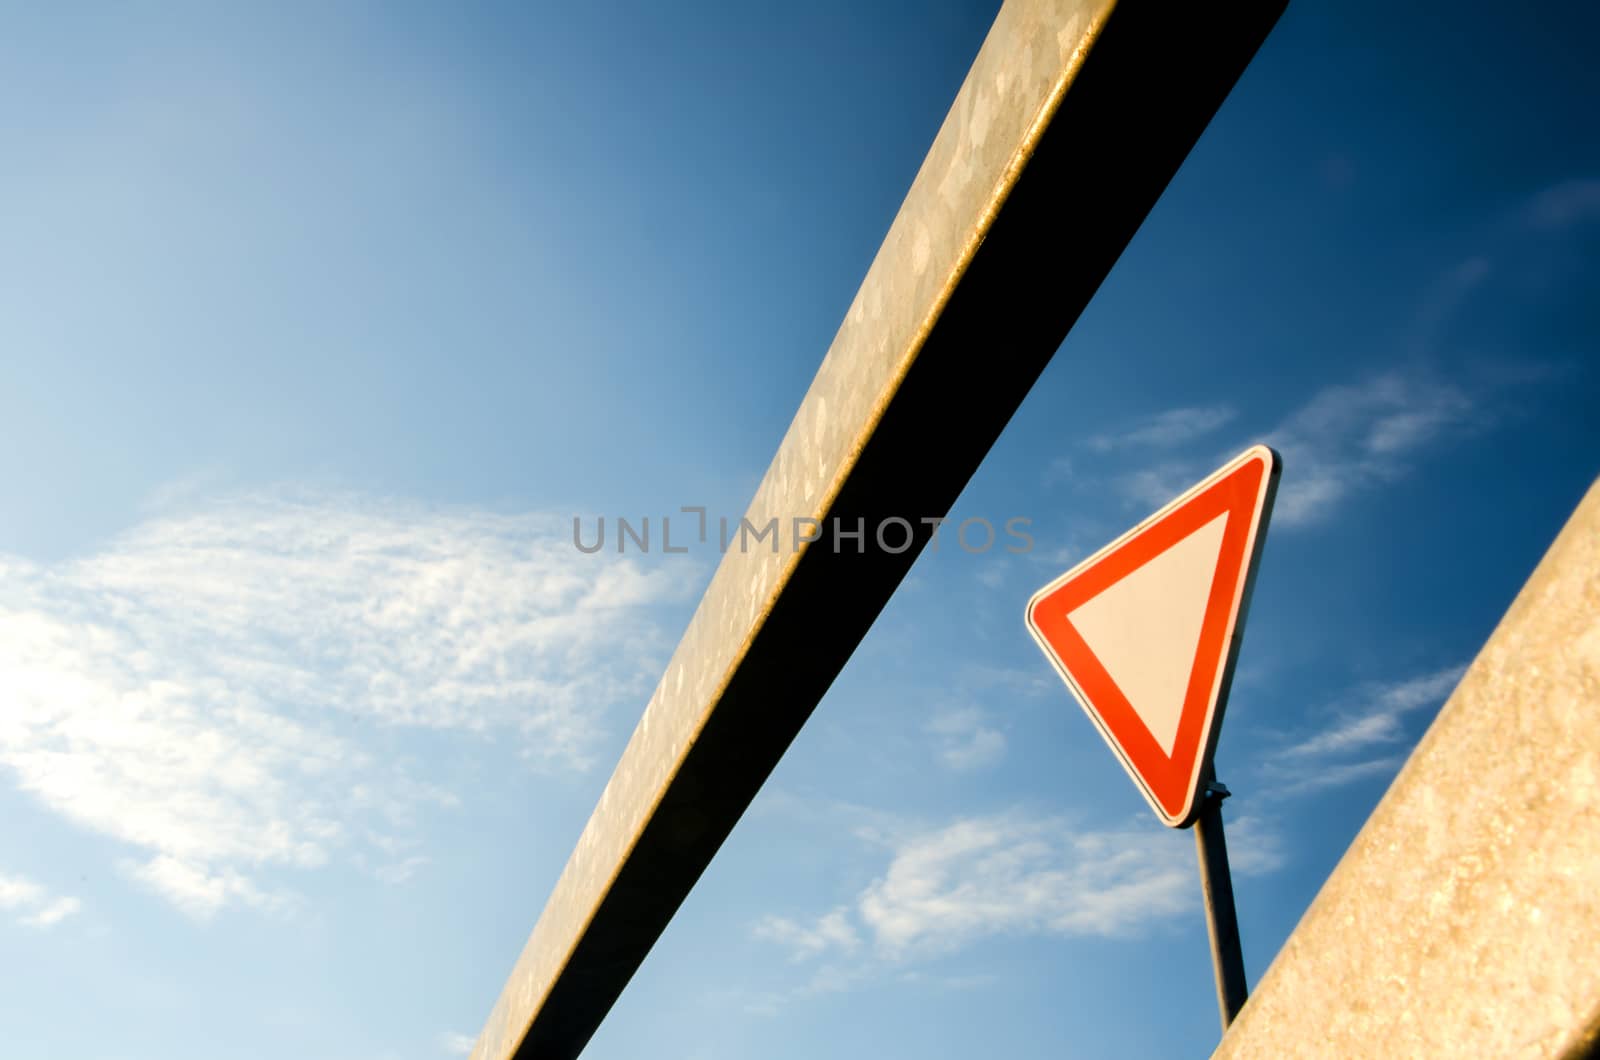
1066, 513, 1229, 756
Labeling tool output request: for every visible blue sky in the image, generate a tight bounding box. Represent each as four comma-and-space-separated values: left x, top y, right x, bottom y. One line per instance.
1, 2, 1597, 1058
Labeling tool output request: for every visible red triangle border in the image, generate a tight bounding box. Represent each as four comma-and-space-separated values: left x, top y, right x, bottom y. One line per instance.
1027, 447, 1279, 827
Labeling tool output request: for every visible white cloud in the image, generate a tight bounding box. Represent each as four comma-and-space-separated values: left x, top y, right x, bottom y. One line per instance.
1110, 370, 1483, 525
1284, 711, 1403, 758
1281, 665, 1465, 760
123, 855, 290, 919
1042, 456, 1076, 488
755, 810, 1280, 966
751, 907, 861, 961
1260, 665, 1466, 797
1403, 255, 1493, 358
1264, 373, 1477, 525
1088, 405, 1237, 452
25, 895, 82, 928
1269, 756, 1409, 798
1521, 177, 1600, 232
373, 854, 430, 886
1113, 180, 1582, 527
950, 664, 1053, 700
437, 1031, 477, 1057
975, 562, 1007, 590
1115, 462, 1201, 513
0, 488, 689, 917
924, 708, 1005, 771
0, 870, 81, 929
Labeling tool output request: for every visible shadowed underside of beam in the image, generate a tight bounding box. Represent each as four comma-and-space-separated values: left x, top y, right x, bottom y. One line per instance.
470, 2, 1288, 1057
1214, 476, 1600, 1059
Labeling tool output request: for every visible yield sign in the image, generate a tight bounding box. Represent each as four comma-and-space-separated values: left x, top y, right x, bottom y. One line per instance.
1026, 445, 1280, 827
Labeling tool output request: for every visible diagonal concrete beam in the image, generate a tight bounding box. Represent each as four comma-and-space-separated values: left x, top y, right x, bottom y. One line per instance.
1213, 475, 1600, 1059
471, 2, 1287, 1056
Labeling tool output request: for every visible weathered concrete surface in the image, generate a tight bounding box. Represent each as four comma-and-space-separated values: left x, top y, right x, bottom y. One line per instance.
468, 1, 1287, 1057
1215, 477, 1600, 1060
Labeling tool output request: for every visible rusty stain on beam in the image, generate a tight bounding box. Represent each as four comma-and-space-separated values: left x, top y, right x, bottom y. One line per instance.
1213, 476, 1600, 1059
471, 1, 1287, 1056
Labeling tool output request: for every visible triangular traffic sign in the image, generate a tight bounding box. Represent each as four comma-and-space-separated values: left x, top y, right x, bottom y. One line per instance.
1026, 445, 1280, 827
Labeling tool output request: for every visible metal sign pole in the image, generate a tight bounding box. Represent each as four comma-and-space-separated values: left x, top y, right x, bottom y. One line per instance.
1194, 770, 1248, 1030
1023, 446, 1280, 1036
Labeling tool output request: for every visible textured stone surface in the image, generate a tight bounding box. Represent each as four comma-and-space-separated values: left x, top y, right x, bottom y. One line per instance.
466, 1, 1288, 1056
1215, 477, 1600, 1059
468, 6, 1115, 1056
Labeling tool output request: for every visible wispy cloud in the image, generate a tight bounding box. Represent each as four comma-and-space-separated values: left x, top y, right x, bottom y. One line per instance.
0, 870, 81, 929
754, 809, 1280, 969
1520, 177, 1600, 232
0, 488, 689, 917
952, 664, 1054, 700
1111, 369, 1484, 526
1282, 665, 1464, 759
924, 707, 1005, 771
732, 960, 995, 1016
975, 561, 1008, 590
437, 1031, 477, 1057
1114, 462, 1201, 514
1268, 755, 1409, 798
1264, 372, 1477, 525
1097, 173, 1596, 528
1260, 665, 1466, 797
751, 907, 861, 961
1404, 255, 1493, 358
1088, 405, 1236, 453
